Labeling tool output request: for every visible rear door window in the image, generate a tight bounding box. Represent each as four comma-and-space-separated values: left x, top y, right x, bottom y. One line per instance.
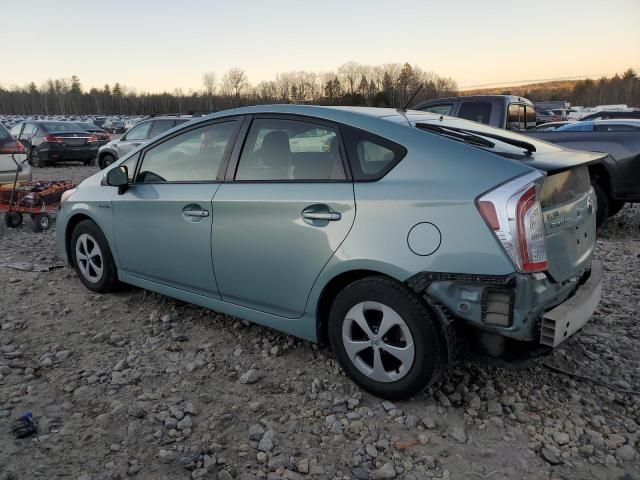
126, 122, 152, 141
507, 104, 526, 130
341, 124, 407, 181
525, 106, 537, 129
149, 119, 176, 138
235, 118, 346, 181
458, 101, 492, 124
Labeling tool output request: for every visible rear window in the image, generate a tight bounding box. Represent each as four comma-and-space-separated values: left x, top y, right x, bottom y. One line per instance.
420, 104, 453, 116
458, 102, 492, 124
539, 166, 591, 208
593, 123, 640, 132
342, 125, 406, 181
556, 123, 594, 132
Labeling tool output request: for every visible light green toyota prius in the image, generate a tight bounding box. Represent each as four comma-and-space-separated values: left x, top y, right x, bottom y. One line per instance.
56, 105, 603, 399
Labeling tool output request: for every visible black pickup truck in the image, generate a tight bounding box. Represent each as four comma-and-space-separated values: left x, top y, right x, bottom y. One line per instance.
525, 121, 640, 226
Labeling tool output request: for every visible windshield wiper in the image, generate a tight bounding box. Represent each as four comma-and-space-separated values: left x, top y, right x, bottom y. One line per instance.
415, 123, 495, 149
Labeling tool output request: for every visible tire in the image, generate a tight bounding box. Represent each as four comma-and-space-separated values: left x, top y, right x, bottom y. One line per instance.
328, 276, 444, 400
592, 182, 609, 228
31, 213, 51, 232
4, 212, 23, 228
608, 200, 625, 218
100, 153, 116, 170
30, 147, 47, 168
70, 219, 119, 293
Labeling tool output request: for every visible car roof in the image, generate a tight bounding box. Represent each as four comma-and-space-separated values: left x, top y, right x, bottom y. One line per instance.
414, 95, 534, 106
200, 104, 418, 123
592, 119, 640, 125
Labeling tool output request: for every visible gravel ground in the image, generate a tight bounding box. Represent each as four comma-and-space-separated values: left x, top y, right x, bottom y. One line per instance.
1, 163, 638, 480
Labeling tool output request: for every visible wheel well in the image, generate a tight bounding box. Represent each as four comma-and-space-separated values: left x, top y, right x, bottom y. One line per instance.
589, 164, 612, 197
315, 269, 392, 345
64, 214, 92, 263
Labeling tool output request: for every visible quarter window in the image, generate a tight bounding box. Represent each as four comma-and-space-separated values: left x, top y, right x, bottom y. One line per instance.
459, 101, 492, 124
136, 121, 239, 183
342, 125, 407, 181
235, 119, 346, 181
126, 122, 152, 141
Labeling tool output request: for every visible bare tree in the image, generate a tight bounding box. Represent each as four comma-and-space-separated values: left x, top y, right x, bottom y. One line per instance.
202, 72, 217, 110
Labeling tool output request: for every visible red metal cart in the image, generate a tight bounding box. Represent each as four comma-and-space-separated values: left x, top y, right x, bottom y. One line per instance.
1, 180, 76, 232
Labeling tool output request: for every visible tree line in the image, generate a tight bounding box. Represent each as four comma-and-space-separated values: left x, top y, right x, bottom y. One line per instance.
468, 69, 639, 107
0, 62, 458, 115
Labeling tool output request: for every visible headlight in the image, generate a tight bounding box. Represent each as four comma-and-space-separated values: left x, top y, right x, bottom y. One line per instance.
60, 188, 77, 205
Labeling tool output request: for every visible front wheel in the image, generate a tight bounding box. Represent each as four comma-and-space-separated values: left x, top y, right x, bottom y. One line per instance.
70, 219, 119, 292
100, 153, 116, 170
328, 276, 444, 400
31, 213, 51, 232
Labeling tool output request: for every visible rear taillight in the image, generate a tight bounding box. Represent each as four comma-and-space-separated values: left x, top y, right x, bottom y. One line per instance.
43, 134, 62, 143
0, 140, 25, 154
477, 171, 548, 273
87, 135, 98, 143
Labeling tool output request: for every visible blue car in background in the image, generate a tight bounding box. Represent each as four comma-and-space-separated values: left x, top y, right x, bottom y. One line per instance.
56, 105, 603, 399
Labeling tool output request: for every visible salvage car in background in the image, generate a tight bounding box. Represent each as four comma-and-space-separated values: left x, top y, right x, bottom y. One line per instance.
413, 95, 537, 130
57, 105, 602, 399
0, 123, 31, 185
97, 116, 192, 169
526, 119, 640, 226
11, 121, 99, 167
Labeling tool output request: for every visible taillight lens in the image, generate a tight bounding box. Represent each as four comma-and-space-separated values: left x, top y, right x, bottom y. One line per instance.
0, 140, 26, 154
87, 135, 98, 143
43, 134, 62, 143
477, 171, 548, 273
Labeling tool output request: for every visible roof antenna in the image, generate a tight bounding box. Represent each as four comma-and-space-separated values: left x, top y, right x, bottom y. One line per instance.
400, 83, 424, 111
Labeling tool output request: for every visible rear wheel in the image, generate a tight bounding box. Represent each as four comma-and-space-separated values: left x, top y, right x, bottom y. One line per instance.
4, 212, 23, 228
100, 153, 116, 170
30, 147, 48, 168
592, 182, 609, 228
70, 219, 118, 292
328, 276, 444, 400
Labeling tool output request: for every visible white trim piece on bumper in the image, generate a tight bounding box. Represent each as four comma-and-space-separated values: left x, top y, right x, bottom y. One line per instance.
540, 260, 603, 348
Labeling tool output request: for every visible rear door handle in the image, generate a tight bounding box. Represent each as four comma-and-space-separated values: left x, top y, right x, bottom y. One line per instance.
301, 205, 341, 223
183, 210, 209, 218
302, 211, 341, 221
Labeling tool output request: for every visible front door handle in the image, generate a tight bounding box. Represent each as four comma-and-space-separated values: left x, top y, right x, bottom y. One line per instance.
183, 209, 209, 218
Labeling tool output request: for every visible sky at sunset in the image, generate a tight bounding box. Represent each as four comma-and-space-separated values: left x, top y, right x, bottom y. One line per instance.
2, 0, 638, 92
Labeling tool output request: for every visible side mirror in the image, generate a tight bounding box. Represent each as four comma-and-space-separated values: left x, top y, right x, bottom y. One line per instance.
106, 165, 129, 194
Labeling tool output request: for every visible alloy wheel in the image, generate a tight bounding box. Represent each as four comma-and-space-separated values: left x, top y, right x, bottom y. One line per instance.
341, 301, 415, 383
75, 233, 104, 283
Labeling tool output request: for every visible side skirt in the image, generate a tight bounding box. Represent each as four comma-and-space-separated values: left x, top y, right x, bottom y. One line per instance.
119, 272, 318, 342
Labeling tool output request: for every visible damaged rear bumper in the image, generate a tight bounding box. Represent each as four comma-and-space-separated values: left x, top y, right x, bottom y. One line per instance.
540, 260, 602, 347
